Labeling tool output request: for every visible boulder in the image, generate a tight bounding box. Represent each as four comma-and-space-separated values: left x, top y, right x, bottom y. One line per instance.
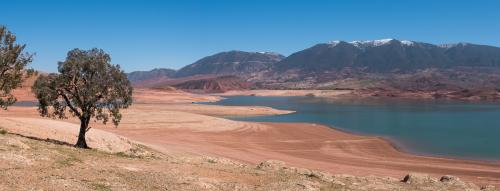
294, 167, 313, 176
309, 170, 334, 182
480, 185, 497, 191
402, 173, 437, 184
295, 180, 320, 191
256, 160, 286, 171
440, 175, 460, 183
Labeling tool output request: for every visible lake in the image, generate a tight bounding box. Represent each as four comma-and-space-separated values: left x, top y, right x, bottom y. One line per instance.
206, 96, 500, 161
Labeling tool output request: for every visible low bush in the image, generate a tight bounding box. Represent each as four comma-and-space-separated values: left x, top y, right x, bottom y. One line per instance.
305, 93, 315, 97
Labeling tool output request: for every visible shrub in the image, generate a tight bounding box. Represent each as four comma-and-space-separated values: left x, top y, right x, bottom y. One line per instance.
0, 128, 7, 135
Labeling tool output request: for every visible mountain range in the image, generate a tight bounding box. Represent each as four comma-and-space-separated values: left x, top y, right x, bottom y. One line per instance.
274, 39, 500, 73
127, 39, 500, 99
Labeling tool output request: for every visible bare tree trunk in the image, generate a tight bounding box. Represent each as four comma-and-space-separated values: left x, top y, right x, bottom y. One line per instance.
75, 117, 89, 148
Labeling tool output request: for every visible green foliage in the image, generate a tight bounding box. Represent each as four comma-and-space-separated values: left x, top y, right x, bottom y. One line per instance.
56, 154, 82, 167
32, 48, 133, 147
0, 128, 7, 135
113, 151, 134, 158
305, 93, 316, 97
32, 48, 133, 125
0, 25, 34, 109
90, 182, 112, 191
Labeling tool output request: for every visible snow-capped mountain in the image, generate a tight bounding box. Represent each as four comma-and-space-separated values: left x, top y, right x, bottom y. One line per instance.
128, 39, 500, 96
329, 39, 415, 48
273, 39, 500, 73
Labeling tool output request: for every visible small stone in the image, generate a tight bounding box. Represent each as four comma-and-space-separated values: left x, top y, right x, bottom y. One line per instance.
332, 180, 345, 186
440, 175, 460, 183
256, 160, 286, 171
295, 168, 313, 176
310, 170, 334, 182
295, 180, 320, 191
481, 185, 497, 191
402, 173, 437, 184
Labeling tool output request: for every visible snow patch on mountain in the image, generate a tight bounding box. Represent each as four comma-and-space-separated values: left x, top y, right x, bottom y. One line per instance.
328, 39, 415, 48
257, 51, 281, 56
328, 40, 342, 47
350, 39, 394, 47
400, 40, 415, 46
439, 42, 470, 48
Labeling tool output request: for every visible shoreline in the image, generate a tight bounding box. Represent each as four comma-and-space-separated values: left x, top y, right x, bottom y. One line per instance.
194, 93, 500, 185
3, 88, 500, 187
215, 89, 500, 102
382, 134, 500, 165
209, 90, 500, 163
322, 123, 500, 164
101, 118, 500, 186
258, 123, 500, 186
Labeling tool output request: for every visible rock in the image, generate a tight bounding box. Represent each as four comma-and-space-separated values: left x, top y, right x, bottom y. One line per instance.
333, 174, 356, 179
256, 160, 286, 171
402, 173, 437, 184
256, 160, 336, 184
203, 156, 248, 168
295, 168, 313, 176
481, 185, 497, 191
440, 175, 460, 183
295, 180, 320, 191
121, 146, 155, 158
310, 170, 334, 182
331, 180, 346, 186
196, 178, 218, 190
439, 175, 475, 189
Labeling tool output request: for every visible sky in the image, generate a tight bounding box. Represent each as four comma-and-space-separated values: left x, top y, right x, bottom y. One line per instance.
1, 0, 500, 73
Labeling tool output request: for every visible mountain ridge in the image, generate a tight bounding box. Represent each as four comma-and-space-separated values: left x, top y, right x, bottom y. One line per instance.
127, 39, 500, 98
175, 50, 285, 78
273, 39, 500, 74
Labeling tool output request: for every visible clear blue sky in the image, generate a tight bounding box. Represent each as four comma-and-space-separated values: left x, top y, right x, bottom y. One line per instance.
1, 0, 499, 72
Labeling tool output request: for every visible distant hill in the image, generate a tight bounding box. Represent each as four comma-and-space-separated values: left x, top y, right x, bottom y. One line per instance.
175, 51, 284, 78
172, 75, 252, 93
127, 68, 176, 83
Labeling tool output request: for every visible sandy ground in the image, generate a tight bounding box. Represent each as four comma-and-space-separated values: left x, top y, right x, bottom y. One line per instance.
3, 133, 488, 191
133, 88, 222, 103
102, 120, 500, 187
130, 103, 293, 117
0, 133, 329, 191
2, 88, 500, 188
0, 117, 136, 154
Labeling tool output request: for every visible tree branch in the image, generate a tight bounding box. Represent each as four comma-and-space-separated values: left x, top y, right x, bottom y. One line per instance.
59, 91, 82, 118
0, 67, 10, 90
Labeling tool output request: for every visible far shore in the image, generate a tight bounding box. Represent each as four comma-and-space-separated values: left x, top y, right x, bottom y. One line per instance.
3, 88, 500, 187
214, 89, 500, 101
213, 89, 353, 98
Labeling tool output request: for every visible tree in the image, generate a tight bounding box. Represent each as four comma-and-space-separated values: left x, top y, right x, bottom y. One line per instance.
32, 48, 133, 148
0, 25, 33, 109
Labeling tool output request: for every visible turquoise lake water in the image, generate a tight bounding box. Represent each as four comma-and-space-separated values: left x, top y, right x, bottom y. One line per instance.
206, 96, 500, 161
